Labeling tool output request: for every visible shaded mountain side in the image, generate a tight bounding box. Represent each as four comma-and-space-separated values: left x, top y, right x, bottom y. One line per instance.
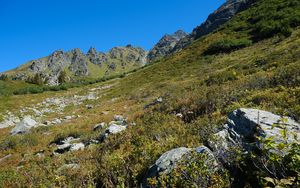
147, 30, 187, 62
5, 45, 147, 85
172, 0, 256, 53
148, 0, 256, 63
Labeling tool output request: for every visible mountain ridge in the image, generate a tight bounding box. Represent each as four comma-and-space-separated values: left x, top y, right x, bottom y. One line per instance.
5, 45, 147, 85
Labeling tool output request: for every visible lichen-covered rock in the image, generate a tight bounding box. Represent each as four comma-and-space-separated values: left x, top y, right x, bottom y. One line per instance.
10, 117, 37, 135
227, 108, 300, 142
144, 146, 217, 181
208, 108, 300, 163
107, 124, 127, 134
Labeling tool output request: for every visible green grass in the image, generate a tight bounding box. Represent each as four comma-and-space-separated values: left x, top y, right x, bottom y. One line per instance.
0, 0, 299, 187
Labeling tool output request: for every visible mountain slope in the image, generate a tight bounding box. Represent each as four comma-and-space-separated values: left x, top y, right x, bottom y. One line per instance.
5, 45, 147, 85
147, 30, 187, 62
0, 0, 299, 187
148, 0, 256, 63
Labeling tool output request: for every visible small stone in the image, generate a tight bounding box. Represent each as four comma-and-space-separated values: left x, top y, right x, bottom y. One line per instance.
93, 122, 106, 131
64, 116, 72, 120
70, 143, 85, 151
176, 113, 183, 118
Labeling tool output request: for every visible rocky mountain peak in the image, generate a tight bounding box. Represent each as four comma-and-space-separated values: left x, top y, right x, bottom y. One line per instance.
48, 50, 66, 64
173, 30, 187, 40
147, 30, 187, 62
171, 0, 255, 53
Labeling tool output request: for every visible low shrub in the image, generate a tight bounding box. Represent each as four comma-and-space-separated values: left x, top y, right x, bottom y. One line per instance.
205, 70, 239, 86
0, 137, 18, 151
205, 38, 252, 55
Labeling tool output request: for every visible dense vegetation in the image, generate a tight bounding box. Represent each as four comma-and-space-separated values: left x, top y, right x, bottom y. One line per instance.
0, 0, 299, 187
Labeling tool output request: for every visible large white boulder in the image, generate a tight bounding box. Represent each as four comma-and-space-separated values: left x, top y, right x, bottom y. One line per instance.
10, 117, 37, 135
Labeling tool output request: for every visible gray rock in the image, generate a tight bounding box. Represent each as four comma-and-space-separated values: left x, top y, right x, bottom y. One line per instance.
54, 137, 84, 154
147, 30, 187, 62
107, 124, 127, 134
208, 108, 300, 163
93, 122, 106, 131
52, 118, 62, 125
10, 117, 37, 135
64, 116, 72, 120
69, 48, 89, 76
144, 146, 217, 186
172, 0, 255, 53
0, 120, 15, 129
151, 147, 192, 175
227, 108, 300, 142
70, 143, 85, 151
113, 115, 125, 122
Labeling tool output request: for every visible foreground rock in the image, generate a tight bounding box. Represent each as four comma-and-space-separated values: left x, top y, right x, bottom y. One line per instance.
209, 108, 300, 163
144, 108, 300, 186
10, 117, 38, 135
143, 146, 217, 187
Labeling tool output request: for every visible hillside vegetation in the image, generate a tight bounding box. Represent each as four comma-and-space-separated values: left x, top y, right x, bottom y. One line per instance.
0, 0, 299, 187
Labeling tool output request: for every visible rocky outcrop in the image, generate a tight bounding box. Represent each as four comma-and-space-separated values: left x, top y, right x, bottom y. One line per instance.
69, 48, 89, 76
147, 30, 187, 62
147, 0, 255, 61
86, 47, 107, 66
209, 108, 300, 163
143, 108, 299, 186
8, 45, 147, 85
172, 0, 255, 53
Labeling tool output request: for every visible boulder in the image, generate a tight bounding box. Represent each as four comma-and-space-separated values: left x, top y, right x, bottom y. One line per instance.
146, 147, 192, 179
107, 124, 127, 134
144, 146, 217, 187
10, 117, 37, 135
227, 108, 300, 142
208, 108, 300, 163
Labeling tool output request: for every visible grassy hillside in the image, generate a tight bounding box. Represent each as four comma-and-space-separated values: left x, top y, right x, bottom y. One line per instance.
0, 0, 299, 187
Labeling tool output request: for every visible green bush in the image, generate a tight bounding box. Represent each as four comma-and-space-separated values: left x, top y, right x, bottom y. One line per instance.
0, 137, 18, 151
13, 86, 44, 95
205, 70, 239, 86
250, 0, 300, 40
205, 38, 252, 55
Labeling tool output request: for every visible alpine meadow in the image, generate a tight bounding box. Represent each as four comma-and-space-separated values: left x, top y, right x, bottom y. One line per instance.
0, 0, 299, 187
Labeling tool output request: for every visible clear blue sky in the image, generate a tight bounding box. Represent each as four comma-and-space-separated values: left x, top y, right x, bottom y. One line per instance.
0, 0, 224, 72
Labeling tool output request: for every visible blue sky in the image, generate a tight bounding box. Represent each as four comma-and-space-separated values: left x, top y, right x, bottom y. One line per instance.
0, 0, 224, 72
